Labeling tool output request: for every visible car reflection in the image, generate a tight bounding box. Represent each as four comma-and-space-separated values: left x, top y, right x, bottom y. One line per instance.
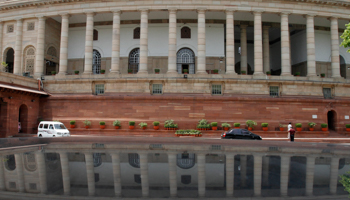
221, 128, 262, 140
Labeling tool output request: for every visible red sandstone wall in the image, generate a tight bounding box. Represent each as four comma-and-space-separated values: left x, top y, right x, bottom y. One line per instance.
39, 94, 350, 132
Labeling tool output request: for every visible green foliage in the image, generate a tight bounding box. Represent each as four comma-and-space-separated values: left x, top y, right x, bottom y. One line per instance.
83, 120, 91, 126
340, 22, 350, 53
295, 123, 302, 128
175, 129, 202, 136
321, 73, 325, 77
241, 70, 246, 74
129, 121, 135, 126
321, 123, 328, 128
153, 121, 160, 126
221, 123, 231, 128
308, 122, 317, 128
100, 70, 105, 73
294, 72, 300, 76
213, 69, 219, 73
128, 69, 133, 73
346, 124, 350, 128
99, 121, 105, 125
74, 70, 79, 74
279, 124, 286, 127
183, 69, 188, 73
139, 122, 148, 128
70, 120, 75, 125
211, 122, 218, 127
155, 69, 160, 73
261, 123, 268, 127
51, 71, 56, 75
164, 119, 175, 127
113, 120, 121, 126
234, 123, 240, 127
266, 71, 271, 75
339, 171, 350, 196
246, 120, 257, 128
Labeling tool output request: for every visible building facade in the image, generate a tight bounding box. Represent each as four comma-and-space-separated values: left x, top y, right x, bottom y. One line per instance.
1, 0, 350, 136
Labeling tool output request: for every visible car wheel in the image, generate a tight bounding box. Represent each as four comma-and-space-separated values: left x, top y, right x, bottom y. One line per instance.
39, 134, 42, 137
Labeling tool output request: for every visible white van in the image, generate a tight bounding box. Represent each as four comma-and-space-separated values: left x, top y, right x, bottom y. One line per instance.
37, 121, 70, 137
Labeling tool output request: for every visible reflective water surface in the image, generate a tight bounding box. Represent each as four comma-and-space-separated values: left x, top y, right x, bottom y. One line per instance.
0, 137, 349, 199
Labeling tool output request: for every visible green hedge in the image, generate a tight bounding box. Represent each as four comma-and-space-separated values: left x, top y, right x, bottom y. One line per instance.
175, 129, 202, 136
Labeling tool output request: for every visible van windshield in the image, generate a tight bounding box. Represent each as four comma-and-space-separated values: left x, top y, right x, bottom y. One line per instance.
54, 124, 67, 129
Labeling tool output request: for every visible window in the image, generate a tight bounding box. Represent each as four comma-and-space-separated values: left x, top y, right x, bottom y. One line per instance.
93, 29, 98, 41
92, 49, 101, 74
128, 48, 140, 73
212, 85, 222, 95
39, 124, 43, 128
152, 84, 163, 94
7, 24, 14, 33
181, 27, 191, 38
323, 88, 332, 99
95, 84, 104, 95
43, 124, 48, 129
27, 22, 35, 31
269, 86, 279, 97
133, 27, 140, 39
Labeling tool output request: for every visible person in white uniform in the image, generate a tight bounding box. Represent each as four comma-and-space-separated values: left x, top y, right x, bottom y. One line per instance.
287, 122, 292, 139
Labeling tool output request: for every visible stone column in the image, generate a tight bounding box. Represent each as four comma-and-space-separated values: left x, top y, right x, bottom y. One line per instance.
34, 16, 46, 77
240, 155, 247, 187
330, 17, 341, 78
0, 22, 3, 63
254, 154, 262, 196
240, 25, 248, 74
280, 155, 290, 196
14, 18, 23, 75
254, 11, 263, 75
262, 156, 270, 187
111, 153, 122, 197
58, 13, 70, 76
85, 153, 95, 196
83, 12, 94, 75
140, 153, 149, 197
329, 157, 340, 195
168, 153, 177, 197
167, 8, 177, 75
197, 8, 207, 74
110, 10, 121, 75
226, 9, 236, 74
14, 153, 25, 192
198, 153, 206, 197
59, 152, 70, 195
263, 26, 270, 73
0, 155, 5, 191
138, 9, 149, 74
306, 15, 316, 77
226, 153, 234, 197
280, 12, 291, 76
306, 156, 315, 196
35, 152, 47, 194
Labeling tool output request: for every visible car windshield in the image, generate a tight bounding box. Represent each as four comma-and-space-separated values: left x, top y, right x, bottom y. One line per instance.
54, 124, 66, 129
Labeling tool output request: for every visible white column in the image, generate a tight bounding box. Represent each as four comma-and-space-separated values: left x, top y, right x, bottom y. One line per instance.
280, 12, 291, 76
58, 13, 70, 76
329, 157, 340, 195
262, 156, 270, 187
140, 153, 149, 197
254, 11, 263, 75
14, 153, 25, 192
0, 22, 4, 63
111, 153, 122, 197
306, 156, 315, 196
240, 25, 248, 74
35, 152, 47, 194
197, 8, 207, 74
280, 155, 290, 196
226, 153, 234, 197
240, 155, 247, 187
110, 10, 121, 75
330, 17, 341, 78
14, 18, 23, 75
226, 9, 236, 74
306, 15, 316, 77
254, 154, 262, 197
85, 153, 95, 196
34, 16, 46, 77
83, 12, 94, 75
0, 155, 5, 191
198, 153, 206, 197
59, 152, 70, 195
138, 9, 149, 74
263, 26, 270, 73
168, 153, 177, 197
167, 8, 177, 75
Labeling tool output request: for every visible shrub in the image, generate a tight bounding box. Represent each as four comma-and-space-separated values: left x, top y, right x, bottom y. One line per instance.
211, 122, 218, 127
70, 120, 76, 125
113, 120, 121, 126
295, 72, 300, 76
221, 123, 231, 128
295, 123, 302, 128
153, 121, 160, 126
155, 69, 160, 73
100, 70, 105, 73
213, 69, 219, 73
234, 123, 240, 127
183, 69, 188, 73
165, 119, 175, 127
129, 121, 135, 126
99, 121, 105, 125
139, 122, 147, 128
308, 122, 317, 128
266, 71, 271, 75
51, 71, 56, 75
241, 70, 246, 74
128, 69, 133, 73
321, 123, 328, 128
246, 120, 257, 128
83, 120, 91, 126
346, 124, 350, 128
321, 73, 325, 77
74, 70, 79, 74
261, 123, 268, 127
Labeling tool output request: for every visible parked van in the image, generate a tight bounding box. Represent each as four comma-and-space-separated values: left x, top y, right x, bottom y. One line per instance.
37, 121, 70, 137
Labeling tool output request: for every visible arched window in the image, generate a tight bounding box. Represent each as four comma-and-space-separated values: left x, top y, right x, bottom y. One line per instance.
128, 48, 140, 74
5, 155, 16, 171
128, 153, 140, 168
24, 153, 37, 172
133, 27, 140, 39
93, 153, 102, 167
23, 46, 35, 75
176, 153, 195, 169
181, 27, 191, 38
4, 48, 14, 73
92, 49, 101, 74
93, 29, 98, 41
177, 48, 195, 74
45, 46, 58, 75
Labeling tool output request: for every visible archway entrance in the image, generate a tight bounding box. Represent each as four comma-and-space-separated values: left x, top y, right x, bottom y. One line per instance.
177, 48, 195, 74
19, 104, 28, 133
4, 48, 14, 73
235, 62, 253, 75
327, 110, 336, 131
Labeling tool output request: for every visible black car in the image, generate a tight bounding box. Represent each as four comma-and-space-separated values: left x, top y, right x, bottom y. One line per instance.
221, 128, 262, 140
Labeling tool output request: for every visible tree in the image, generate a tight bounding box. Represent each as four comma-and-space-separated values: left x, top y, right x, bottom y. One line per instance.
340, 22, 350, 53
340, 171, 350, 197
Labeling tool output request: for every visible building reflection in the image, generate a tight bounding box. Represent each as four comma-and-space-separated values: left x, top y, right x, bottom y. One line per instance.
0, 143, 349, 198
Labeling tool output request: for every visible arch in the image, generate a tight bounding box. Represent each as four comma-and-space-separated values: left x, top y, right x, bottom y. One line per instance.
234, 62, 253, 75
92, 49, 101, 74
128, 48, 140, 74
133, 27, 140, 39
3, 47, 14, 73
340, 55, 346, 78
24, 153, 37, 172
128, 153, 140, 168
327, 110, 337, 131
4, 154, 16, 171
181, 26, 191, 38
45, 46, 58, 75
176, 153, 195, 169
19, 104, 28, 134
23, 46, 36, 75
177, 48, 195, 74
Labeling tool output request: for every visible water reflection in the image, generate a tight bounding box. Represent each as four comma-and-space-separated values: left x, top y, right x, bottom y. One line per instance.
1, 141, 350, 199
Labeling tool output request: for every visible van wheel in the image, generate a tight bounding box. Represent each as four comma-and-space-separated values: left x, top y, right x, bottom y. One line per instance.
53, 135, 55, 137
39, 134, 42, 137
